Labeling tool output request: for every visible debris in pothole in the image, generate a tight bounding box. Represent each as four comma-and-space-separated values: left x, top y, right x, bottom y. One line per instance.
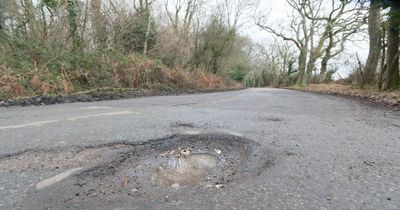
122, 177, 129, 188
180, 148, 192, 156
214, 149, 222, 155
160, 151, 170, 156
215, 184, 224, 189
171, 183, 180, 188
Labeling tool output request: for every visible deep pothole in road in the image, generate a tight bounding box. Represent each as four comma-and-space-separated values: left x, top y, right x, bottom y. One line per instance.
16, 134, 274, 209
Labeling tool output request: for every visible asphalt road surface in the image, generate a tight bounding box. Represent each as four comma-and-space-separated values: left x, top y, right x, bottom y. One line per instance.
0, 88, 399, 209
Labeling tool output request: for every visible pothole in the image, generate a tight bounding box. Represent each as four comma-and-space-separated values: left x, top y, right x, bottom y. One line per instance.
21, 133, 274, 209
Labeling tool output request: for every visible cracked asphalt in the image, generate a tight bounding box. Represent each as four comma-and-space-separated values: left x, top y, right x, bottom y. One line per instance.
0, 88, 399, 209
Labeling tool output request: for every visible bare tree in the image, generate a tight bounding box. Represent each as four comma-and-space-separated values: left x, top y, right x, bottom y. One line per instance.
165, 0, 202, 35
160, 0, 203, 67
257, 0, 315, 84
258, 0, 367, 84
218, 0, 257, 30
320, 2, 367, 82
247, 41, 296, 86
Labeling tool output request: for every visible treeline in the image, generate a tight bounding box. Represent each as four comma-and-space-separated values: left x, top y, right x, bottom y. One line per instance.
1, 0, 398, 97
250, 0, 400, 90
0, 0, 254, 98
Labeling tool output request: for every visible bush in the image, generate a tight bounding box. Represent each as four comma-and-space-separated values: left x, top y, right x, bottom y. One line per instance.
229, 65, 248, 82
0, 38, 236, 99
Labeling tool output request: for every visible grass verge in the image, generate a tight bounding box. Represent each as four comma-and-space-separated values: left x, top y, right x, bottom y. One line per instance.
288, 83, 400, 109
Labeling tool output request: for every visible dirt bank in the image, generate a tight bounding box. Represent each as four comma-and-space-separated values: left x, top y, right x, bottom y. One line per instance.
0, 87, 243, 107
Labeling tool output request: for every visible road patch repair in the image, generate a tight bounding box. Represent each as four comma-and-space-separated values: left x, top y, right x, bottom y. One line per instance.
0, 133, 275, 209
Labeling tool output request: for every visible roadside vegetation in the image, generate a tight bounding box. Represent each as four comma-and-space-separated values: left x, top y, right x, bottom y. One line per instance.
0, 0, 254, 99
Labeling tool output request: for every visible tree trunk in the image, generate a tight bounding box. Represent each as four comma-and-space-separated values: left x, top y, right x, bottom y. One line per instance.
383, 1, 400, 90
0, 0, 5, 31
91, 0, 107, 49
305, 50, 321, 84
378, 24, 386, 90
320, 54, 329, 83
320, 30, 335, 83
305, 29, 316, 85
296, 47, 307, 84
143, 10, 152, 56
363, 0, 382, 86
40, 2, 48, 39
24, 0, 35, 38
212, 53, 219, 74
67, 0, 81, 50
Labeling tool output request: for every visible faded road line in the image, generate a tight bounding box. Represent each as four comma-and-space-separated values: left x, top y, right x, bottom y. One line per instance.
0, 120, 59, 130
0, 111, 138, 130
67, 111, 138, 121
78, 106, 112, 110
36, 167, 83, 190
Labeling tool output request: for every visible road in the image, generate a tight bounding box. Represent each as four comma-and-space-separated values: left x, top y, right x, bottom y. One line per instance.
0, 88, 399, 209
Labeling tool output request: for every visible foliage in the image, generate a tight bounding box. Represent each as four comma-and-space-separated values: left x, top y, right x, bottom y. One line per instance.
0, 0, 247, 99
43, 0, 58, 10
118, 11, 157, 53
67, 0, 81, 50
193, 16, 236, 74
229, 65, 248, 82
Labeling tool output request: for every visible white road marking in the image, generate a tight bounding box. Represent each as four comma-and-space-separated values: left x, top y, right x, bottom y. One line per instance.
36, 167, 83, 190
218, 129, 244, 137
183, 130, 202, 135
78, 106, 112, 110
0, 111, 137, 130
67, 111, 137, 121
199, 129, 244, 137
182, 129, 243, 137
0, 120, 59, 130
